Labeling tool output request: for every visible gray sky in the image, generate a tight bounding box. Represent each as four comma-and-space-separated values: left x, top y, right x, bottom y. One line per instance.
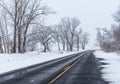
43, 0, 120, 49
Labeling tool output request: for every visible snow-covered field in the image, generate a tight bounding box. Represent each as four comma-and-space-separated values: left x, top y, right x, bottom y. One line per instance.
0, 51, 77, 74
95, 51, 120, 84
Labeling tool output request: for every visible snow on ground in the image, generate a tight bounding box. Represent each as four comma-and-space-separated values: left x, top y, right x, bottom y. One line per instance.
0, 51, 77, 75
94, 51, 120, 84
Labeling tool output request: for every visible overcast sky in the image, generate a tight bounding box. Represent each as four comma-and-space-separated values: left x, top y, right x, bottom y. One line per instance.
43, 0, 120, 49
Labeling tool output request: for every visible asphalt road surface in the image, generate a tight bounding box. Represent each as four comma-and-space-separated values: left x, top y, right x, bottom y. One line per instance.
0, 51, 109, 84
53, 52, 109, 84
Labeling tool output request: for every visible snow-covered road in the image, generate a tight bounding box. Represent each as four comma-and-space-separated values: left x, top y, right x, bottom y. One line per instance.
0, 52, 85, 84
0, 51, 77, 74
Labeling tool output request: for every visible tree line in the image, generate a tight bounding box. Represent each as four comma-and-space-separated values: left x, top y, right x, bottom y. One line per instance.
28, 17, 89, 52
0, 0, 89, 53
96, 6, 120, 52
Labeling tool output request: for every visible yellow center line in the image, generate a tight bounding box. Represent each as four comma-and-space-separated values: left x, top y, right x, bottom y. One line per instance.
48, 55, 84, 84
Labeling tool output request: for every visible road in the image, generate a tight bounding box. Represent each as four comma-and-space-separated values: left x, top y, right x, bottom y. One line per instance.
0, 51, 109, 84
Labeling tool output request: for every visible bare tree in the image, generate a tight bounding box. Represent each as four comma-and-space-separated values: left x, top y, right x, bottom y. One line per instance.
0, 8, 10, 53
79, 32, 89, 50
69, 17, 80, 51
56, 17, 81, 51
0, 0, 51, 53
52, 27, 61, 51
75, 29, 82, 51
3, 14, 10, 53
96, 28, 104, 49
96, 26, 118, 52
0, 20, 4, 53
27, 34, 38, 52
56, 17, 70, 51
28, 25, 54, 52
113, 6, 120, 23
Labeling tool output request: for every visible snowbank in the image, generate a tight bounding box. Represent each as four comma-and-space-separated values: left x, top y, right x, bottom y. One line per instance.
0, 51, 77, 74
95, 51, 120, 84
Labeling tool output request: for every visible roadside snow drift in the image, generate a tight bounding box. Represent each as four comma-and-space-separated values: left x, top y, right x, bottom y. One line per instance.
95, 51, 120, 84
0, 51, 77, 74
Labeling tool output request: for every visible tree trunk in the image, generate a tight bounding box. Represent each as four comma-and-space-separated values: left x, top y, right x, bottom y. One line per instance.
44, 47, 47, 52
0, 37, 3, 53
13, 2, 18, 53
18, 28, 21, 53
82, 45, 85, 50
22, 23, 29, 53
70, 44, 73, 51
22, 35, 26, 53
57, 40, 60, 51
77, 45, 79, 51
13, 25, 17, 53
62, 41, 65, 51
77, 37, 79, 51
43, 43, 47, 52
